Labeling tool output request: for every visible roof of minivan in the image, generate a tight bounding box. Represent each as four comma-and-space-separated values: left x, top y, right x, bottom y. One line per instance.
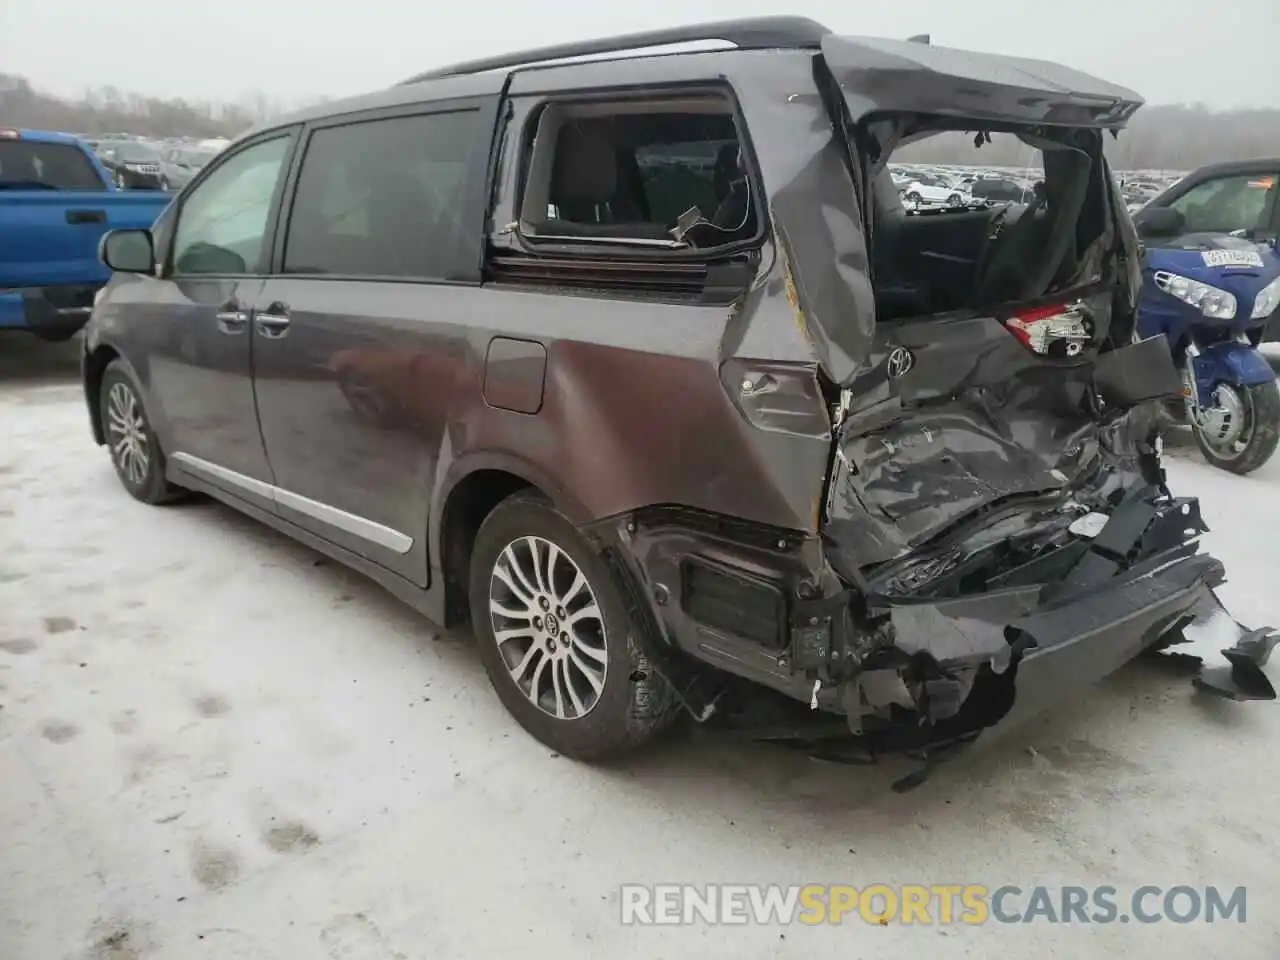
247, 24, 1144, 142
244, 71, 506, 138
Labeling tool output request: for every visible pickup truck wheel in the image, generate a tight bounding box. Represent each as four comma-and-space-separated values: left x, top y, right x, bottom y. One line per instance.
469, 493, 678, 760
99, 361, 184, 504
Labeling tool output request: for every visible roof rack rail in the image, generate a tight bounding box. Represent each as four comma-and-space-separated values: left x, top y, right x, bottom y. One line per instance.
399, 16, 831, 84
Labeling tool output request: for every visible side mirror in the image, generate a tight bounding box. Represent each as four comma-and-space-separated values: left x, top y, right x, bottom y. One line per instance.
100, 229, 156, 275
1134, 206, 1184, 240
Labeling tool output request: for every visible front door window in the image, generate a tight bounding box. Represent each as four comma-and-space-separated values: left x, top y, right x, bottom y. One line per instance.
172, 137, 290, 276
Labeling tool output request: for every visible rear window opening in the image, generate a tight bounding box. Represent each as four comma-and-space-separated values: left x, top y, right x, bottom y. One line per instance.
863, 121, 1114, 325
515, 94, 760, 253
0, 141, 102, 191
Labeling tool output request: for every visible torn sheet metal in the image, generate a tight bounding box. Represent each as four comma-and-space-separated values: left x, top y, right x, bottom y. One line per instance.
821, 35, 1144, 128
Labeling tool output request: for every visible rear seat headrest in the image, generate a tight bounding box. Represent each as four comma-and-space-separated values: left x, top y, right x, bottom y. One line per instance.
551, 123, 617, 205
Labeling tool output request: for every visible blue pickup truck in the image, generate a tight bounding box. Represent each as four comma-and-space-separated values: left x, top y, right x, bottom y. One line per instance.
0, 128, 171, 340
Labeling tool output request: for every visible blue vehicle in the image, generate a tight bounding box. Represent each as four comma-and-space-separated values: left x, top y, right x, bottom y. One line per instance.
0, 128, 171, 340
1133, 162, 1280, 474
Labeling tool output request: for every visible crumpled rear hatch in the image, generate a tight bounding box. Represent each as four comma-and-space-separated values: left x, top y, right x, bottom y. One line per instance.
821, 292, 1186, 575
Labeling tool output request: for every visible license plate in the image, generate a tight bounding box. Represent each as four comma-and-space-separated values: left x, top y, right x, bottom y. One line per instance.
1201, 249, 1264, 268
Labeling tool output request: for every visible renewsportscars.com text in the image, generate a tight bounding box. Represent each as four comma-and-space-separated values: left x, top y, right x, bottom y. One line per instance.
619, 884, 1247, 926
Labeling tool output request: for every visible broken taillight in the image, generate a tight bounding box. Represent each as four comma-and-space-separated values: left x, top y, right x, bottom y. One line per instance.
1002, 303, 1091, 357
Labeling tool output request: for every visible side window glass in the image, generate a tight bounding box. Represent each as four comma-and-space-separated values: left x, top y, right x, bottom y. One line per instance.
283, 110, 481, 280
517, 98, 757, 251
1169, 174, 1277, 234
172, 136, 290, 276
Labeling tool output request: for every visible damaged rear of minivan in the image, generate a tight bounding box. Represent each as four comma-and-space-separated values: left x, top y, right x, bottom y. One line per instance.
619, 34, 1276, 773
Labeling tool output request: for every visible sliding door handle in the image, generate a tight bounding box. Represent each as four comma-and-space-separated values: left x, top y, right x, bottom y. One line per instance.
255, 307, 291, 340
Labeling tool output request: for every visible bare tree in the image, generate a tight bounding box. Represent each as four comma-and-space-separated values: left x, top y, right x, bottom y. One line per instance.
0, 74, 270, 138
871, 105, 1280, 171
3, 72, 1277, 171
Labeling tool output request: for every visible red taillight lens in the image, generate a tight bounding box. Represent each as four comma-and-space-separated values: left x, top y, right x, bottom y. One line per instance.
1003, 303, 1091, 357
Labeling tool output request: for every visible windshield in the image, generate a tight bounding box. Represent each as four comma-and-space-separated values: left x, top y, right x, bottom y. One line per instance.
1164, 174, 1277, 235
0, 141, 103, 190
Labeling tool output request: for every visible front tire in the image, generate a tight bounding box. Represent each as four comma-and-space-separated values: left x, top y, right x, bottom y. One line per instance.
469, 493, 677, 760
99, 361, 184, 504
1193, 379, 1280, 475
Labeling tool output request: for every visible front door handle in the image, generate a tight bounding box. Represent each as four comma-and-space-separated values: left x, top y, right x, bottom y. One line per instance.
66, 209, 107, 225
215, 309, 249, 335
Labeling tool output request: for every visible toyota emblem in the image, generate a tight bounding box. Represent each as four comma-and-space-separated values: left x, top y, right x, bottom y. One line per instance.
886, 347, 915, 379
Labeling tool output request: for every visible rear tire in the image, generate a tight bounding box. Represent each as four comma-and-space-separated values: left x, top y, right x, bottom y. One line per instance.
469, 492, 678, 760
1193, 379, 1280, 475
99, 360, 185, 504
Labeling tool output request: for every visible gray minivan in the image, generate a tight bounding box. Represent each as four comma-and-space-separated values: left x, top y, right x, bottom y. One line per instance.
82, 18, 1275, 776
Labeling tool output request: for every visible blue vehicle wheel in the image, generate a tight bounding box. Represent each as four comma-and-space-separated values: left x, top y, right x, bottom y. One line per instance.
1191, 379, 1280, 475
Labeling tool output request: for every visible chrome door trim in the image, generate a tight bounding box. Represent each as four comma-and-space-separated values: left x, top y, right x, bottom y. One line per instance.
274, 487, 413, 554
170, 452, 413, 555
172, 451, 274, 499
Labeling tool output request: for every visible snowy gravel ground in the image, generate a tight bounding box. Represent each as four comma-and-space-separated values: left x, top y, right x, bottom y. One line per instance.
2, 335, 1278, 960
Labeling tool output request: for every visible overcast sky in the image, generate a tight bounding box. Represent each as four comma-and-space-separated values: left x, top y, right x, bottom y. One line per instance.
2, 0, 1276, 110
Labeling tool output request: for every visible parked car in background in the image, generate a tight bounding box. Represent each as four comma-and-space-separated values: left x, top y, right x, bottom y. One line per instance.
99, 140, 164, 189
0, 128, 170, 339
969, 176, 1036, 204
899, 172, 968, 208
159, 145, 219, 191
81, 19, 1275, 776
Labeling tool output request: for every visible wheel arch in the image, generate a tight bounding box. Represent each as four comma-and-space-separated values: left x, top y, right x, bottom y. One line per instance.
84, 343, 124, 445
433, 454, 592, 628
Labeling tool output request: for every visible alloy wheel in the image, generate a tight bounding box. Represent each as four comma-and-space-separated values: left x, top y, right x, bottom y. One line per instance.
105, 381, 151, 486
488, 535, 608, 720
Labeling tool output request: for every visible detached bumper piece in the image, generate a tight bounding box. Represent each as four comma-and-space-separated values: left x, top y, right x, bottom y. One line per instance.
1193, 626, 1279, 701
859, 492, 1277, 788
834, 491, 1275, 788
620, 492, 1274, 790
